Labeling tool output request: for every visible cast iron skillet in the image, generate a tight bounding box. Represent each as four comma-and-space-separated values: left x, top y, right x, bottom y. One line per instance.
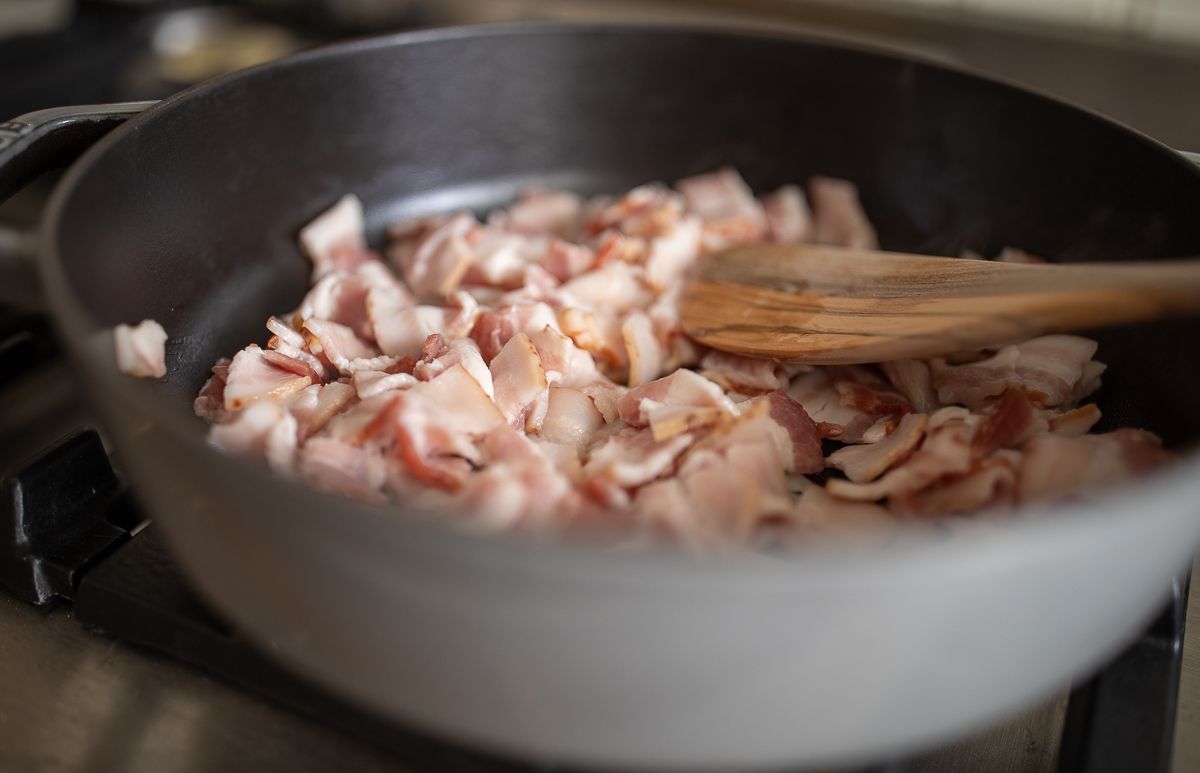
3, 23, 1200, 771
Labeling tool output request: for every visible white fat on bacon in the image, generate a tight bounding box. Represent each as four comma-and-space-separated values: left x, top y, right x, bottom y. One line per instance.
196, 174, 1173, 549
114, 319, 168, 379
299, 195, 370, 280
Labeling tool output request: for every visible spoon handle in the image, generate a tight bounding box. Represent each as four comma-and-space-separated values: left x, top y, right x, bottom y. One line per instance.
682, 245, 1200, 364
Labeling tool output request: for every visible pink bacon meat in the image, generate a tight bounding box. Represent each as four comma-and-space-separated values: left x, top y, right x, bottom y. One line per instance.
193, 168, 1172, 550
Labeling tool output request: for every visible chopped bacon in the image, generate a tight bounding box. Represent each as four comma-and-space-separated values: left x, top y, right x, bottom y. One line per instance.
351, 369, 418, 399
972, 388, 1047, 455
762, 184, 812, 244
399, 212, 476, 300
622, 311, 666, 388
828, 412, 927, 483
223, 344, 312, 411
539, 238, 595, 282
527, 325, 604, 388
537, 387, 605, 447
209, 400, 298, 475
370, 302, 447, 359
825, 407, 980, 502
557, 307, 629, 378
560, 260, 652, 312
299, 195, 370, 280
490, 332, 548, 424
809, 177, 878, 249
902, 450, 1021, 517
302, 318, 396, 375
504, 189, 582, 237
786, 368, 879, 444
471, 302, 560, 362
700, 350, 787, 395
995, 247, 1044, 264
193, 357, 231, 421
828, 365, 915, 416
199, 170, 1171, 549
675, 167, 767, 250
584, 428, 694, 488
1018, 429, 1171, 503
617, 368, 736, 428
113, 319, 168, 379
880, 360, 940, 414
261, 350, 323, 385
931, 335, 1101, 409
1048, 404, 1102, 437
298, 437, 388, 504
644, 216, 702, 291
413, 334, 493, 397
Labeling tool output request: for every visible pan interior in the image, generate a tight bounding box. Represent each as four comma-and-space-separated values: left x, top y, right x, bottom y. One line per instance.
50, 26, 1200, 447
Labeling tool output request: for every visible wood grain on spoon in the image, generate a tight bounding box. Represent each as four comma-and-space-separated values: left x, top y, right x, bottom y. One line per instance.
680, 243, 1200, 364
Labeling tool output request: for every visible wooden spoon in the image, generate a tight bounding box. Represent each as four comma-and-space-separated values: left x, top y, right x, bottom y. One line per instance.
679, 243, 1200, 364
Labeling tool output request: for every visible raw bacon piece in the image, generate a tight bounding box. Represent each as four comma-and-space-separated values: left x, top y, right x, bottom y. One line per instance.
828, 365, 914, 416
539, 238, 595, 282
880, 360, 940, 414
352, 369, 418, 399
584, 429, 694, 488
288, 382, 356, 439
931, 335, 1101, 409
490, 332, 548, 424
825, 407, 980, 502
1048, 404, 1102, 437
622, 311, 666, 388
370, 301, 447, 359
972, 388, 1046, 455
399, 212, 476, 300
194, 358, 231, 421
809, 177, 878, 249
675, 167, 767, 250
114, 319, 168, 379
1018, 429, 1171, 503
209, 400, 298, 475
700, 350, 787, 395
298, 437, 388, 504
557, 307, 628, 376
561, 261, 652, 313
617, 368, 737, 428
644, 216, 702, 292
299, 195, 370, 280
413, 334, 493, 397
527, 325, 604, 388
504, 189, 582, 237
302, 318, 397, 375
535, 387, 605, 448
762, 185, 812, 243
828, 412, 928, 483
223, 345, 312, 411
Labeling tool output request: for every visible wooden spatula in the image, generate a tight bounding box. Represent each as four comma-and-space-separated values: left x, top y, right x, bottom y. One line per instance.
679, 243, 1200, 364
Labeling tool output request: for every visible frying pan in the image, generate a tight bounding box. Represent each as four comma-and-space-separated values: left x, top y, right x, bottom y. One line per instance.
3, 23, 1200, 771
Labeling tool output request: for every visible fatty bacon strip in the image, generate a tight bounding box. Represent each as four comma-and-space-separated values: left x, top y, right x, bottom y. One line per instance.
196, 169, 1172, 549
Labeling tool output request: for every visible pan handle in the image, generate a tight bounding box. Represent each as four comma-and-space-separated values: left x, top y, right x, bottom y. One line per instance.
0, 101, 156, 307
0, 101, 158, 203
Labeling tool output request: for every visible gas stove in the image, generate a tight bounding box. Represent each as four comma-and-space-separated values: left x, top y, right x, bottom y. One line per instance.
1, 2, 1197, 772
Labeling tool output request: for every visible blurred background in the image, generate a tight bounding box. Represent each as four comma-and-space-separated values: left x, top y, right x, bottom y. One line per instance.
3, 0, 1199, 143
3, 0, 1200, 227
